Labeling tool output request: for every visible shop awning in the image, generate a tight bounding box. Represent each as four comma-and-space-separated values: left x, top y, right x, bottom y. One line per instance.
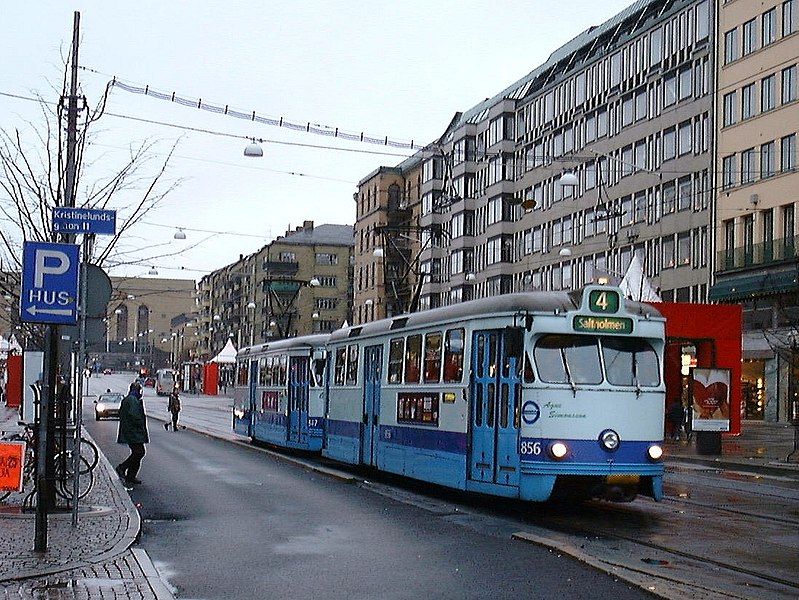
708, 269, 798, 301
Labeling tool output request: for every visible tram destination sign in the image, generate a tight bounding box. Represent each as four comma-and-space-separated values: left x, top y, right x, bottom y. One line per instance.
573, 315, 633, 334
52, 207, 116, 236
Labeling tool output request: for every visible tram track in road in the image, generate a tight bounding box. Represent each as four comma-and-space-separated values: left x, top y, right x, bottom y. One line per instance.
504, 493, 799, 600
329, 466, 799, 600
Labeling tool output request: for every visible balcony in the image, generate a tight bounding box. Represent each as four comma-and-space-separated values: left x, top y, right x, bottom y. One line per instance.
263, 261, 299, 276
717, 235, 797, 272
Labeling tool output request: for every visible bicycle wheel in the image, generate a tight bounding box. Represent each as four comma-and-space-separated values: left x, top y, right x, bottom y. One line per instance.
78, 436, 99, 472
53, 453, 94, 501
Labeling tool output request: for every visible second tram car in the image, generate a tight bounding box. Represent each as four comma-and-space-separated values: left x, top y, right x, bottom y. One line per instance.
322, 286, 665, 502
233, 335, 328, 451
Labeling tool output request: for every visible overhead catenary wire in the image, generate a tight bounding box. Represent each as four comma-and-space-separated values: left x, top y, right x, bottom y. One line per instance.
107, 78, 426, 151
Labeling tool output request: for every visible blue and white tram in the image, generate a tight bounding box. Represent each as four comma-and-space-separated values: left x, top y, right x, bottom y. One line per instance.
323, 286, 666, 503
233, 335, 329, 451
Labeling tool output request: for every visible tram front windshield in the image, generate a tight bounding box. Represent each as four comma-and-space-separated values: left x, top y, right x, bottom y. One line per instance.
533, 334, 659, 387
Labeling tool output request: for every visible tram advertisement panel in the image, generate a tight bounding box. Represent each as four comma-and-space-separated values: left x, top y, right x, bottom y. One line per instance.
690, 368, 731, 432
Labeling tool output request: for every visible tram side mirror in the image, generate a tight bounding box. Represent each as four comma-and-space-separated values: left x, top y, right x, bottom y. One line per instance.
504, 327, 524, 357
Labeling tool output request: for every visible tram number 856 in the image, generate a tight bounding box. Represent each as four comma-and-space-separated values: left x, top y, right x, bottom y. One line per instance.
519, 440, 543, 456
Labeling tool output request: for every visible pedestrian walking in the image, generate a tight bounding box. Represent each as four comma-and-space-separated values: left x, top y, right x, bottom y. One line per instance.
667, 400, 685, 441
116, 381, 149, 485
165, 388, 181, 431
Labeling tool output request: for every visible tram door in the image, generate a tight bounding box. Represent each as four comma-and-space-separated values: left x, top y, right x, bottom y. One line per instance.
287, 356, 310, 445
245, 359, 259, 437
468, 329, 522, 487
361, 345, 382, 466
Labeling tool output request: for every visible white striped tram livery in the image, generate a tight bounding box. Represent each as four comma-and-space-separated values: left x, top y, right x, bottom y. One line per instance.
232, 285, 666, 503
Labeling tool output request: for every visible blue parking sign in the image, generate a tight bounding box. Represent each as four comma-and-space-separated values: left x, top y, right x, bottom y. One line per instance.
20, 241, 80, 325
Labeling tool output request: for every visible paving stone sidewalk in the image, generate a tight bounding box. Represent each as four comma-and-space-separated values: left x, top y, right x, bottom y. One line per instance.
0, 405, 173, 599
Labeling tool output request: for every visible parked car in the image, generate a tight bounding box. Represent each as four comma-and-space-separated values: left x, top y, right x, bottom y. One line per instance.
102, 368, 113, 375
94, 392, 124, 420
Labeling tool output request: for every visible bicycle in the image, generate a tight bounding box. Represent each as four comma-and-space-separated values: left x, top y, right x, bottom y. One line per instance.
0, 423, 37, 505
0, 422, 96, 505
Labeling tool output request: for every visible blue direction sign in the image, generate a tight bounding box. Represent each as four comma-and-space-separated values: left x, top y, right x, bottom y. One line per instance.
20, 241, 80, 325
52, 207, 116, 235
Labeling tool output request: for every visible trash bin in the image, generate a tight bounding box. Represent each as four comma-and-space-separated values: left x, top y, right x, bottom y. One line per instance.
695, 431, 722, 455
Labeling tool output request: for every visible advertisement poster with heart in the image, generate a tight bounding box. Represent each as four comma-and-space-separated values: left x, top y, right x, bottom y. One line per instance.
691, 368, 731, 432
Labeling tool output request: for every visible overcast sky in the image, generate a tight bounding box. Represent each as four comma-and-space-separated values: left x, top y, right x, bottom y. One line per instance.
1, 0, 634, 281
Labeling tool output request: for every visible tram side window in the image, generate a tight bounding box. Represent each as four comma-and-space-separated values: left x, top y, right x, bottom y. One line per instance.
346, 344, 359, 385
443, 328, 465, 383
236, 361, 248, 386
602, 338, 660, 387
424, 332, 442, 383
279, 355, 288, 385
312, 356, 326, 387
405, 335, 422, 383
259, 357, 269, 386
334, 347, 347, 385
388, 338, 405, 383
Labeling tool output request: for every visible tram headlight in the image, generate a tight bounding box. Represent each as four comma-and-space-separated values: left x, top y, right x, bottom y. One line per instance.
548, 441, 569, 460
647, 444, 664, 461
598, 429, 620, 452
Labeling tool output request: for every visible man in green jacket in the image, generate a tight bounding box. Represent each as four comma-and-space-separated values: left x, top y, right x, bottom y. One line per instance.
116, 381, 149, 485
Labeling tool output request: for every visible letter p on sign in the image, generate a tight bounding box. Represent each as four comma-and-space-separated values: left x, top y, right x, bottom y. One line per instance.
34, 249, 70, 288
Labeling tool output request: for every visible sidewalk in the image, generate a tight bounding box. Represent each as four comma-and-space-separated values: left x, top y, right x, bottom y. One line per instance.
1, 395, 797, 598
0, 404, 173, 600
664, 419, 799, 477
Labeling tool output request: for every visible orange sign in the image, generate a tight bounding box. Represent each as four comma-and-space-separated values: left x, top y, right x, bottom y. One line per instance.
0, 441, 25, 492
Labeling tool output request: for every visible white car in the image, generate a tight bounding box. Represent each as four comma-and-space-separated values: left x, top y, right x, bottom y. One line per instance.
94, 392, 124, 420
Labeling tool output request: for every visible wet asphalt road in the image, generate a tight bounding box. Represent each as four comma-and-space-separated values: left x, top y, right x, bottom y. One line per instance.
87, 413, 653, 600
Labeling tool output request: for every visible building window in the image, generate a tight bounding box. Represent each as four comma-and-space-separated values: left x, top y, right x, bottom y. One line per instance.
677, 232, 691, 265
761, 141, 776, 178
678, 121, 692, 156
663, 127, 677, 161
743, 19, 757, 55
784, 0, 797, 36
724, 28, 738, 64
761, 75, 776, 112
678, 177, 692, 211
781, 134, 796, 171
315, 253, 339, 266
723, 92, 737, 126
762, 8, 777, 46
722, 155, 736, 189
662, 236, 675, 268
741, 148, 756, 183
782, 65, 797, 104
742, 83, 756, 119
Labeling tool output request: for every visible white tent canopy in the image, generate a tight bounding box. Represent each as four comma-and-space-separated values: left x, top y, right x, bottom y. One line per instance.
210, 339, 238, 364
619, 254, 662, 302
0, 334, 22, 354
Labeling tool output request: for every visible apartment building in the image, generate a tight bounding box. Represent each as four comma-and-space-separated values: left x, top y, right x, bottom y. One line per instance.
354, 159, 423, 324
712, 0, 799, 421
196, 221, 353, 359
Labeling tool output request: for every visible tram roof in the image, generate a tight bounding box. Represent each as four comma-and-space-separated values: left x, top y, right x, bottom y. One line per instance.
237, 333, 331, 358
329, 289, 663, 343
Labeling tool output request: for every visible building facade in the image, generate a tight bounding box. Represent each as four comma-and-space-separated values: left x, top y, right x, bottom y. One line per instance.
354, 160, 423, 324
711, 0, 799, 421
354, 0, 799, 422
196, 221, 353, 359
